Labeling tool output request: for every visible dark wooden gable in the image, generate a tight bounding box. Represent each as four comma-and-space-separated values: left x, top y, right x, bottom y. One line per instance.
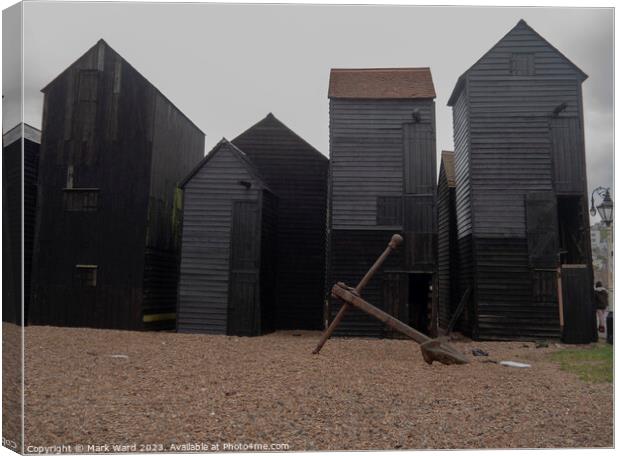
232, 114, 328, 330
31, 40, 204, 331
446, 20, 590, 341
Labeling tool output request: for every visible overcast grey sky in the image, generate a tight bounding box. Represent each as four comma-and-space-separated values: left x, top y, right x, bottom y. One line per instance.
3, 3, 614, 218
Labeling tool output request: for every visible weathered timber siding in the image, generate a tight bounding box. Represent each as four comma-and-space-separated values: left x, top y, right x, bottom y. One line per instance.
30, 40, 204, 330
452, 90, 472, 240
436, 167, 456, 330
328, 230, 405, 337
23, 136, 40, 321
474, 237, 560, 340
232, 114, 328, 330
259, 191, 278, 334
330, 99, 435, 229
143, 92, 205, 326
3, 139, 21, 324
447, 20, 591, 340
177, 144, 263, 334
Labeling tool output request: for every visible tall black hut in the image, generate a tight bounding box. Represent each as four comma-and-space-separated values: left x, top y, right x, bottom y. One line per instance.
3, 124, 41, 325
445, 20, 595, 342
177, 139, 278, 335
29, 40, 205, 330
326, 68, 438, 337
232, 113, 328, 330
177, 115, 328, 334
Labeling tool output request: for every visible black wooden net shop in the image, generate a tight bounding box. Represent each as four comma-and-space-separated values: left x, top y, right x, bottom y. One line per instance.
177, 139, 278, 336
445, 20, 595, 342
177, 115, 328, 335
29, 39, 205, 330
326, 68, 438, 337
231, 113, 328, 330
3, 124, 41, 325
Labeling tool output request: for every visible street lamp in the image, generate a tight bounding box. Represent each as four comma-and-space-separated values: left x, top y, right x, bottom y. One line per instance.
590, 187, 614, 226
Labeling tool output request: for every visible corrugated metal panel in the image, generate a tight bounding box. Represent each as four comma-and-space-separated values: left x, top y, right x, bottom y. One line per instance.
232, 114, 328, 330
177, 143, 263, 334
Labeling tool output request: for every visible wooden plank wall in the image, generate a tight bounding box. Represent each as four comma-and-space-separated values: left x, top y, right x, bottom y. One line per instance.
31, 42, 152, 329
2, 139, 23, 324
143, 91, 205, 327
232, 114, 328, 330
23, 137, 40, 323
436, 165, 456, 331
259, 190, 278, 334
328, 230, 405, 337
177, 145, 263, 333
328, 96, 437, 336
329, 99, 434, 229
449, 21, 591, 340
30, 41, 204, 330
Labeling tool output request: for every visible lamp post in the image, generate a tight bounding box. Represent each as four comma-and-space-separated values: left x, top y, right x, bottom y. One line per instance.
590, 187, 614, 311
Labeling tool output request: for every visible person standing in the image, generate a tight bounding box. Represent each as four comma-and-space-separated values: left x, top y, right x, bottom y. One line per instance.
595, 281, 609, 333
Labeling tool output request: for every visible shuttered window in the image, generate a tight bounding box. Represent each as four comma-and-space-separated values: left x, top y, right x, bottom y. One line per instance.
63, 188, 99, 212
75, 265, 97, 287
403, 123, 435, 194
511, 53, 535, 76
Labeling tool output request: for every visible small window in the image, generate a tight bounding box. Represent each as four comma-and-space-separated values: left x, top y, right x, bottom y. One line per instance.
63, 188, 99, 212
75, 265, 97, 287
377, 196, 402, 226
510, 53, 535, 76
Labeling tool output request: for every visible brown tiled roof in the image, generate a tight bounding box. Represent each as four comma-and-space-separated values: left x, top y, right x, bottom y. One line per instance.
328, 68, 436, 99
441, 151, 455, 188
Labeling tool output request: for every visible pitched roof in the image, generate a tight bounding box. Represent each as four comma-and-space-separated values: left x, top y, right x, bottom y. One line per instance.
3, 123, 41, 147
232, 112, 327, 162
179, 138, 272, 193
440, 151, 455, 188
448, 19, 588, 106
41, 39, 205, 136
328, 68, 436, 99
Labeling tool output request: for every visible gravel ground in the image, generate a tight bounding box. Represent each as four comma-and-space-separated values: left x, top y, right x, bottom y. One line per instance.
11, 323, 613, 451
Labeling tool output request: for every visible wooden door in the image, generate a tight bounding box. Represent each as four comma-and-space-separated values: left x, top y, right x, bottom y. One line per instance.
550, 117, 584, 194
561, 265, 595, 344
403, 195, 435, 269
227, 201, 261, 336
526, 192, 559, 268
403, 123, 435, 195
383, 272, 408, 338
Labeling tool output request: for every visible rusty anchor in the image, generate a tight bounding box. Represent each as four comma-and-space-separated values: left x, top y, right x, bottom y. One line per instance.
313, 234, 468, 365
